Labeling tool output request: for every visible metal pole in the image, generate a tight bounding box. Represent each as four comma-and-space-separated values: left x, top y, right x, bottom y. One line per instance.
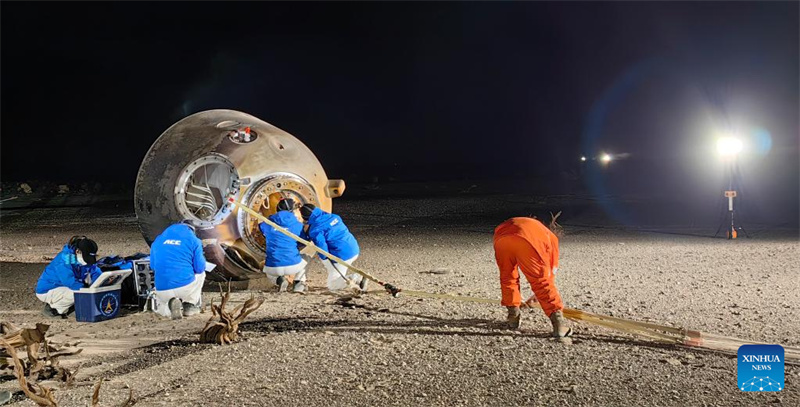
729, 159, 734, 239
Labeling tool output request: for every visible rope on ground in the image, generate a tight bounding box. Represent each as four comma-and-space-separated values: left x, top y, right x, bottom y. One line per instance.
228, 198, 800, 361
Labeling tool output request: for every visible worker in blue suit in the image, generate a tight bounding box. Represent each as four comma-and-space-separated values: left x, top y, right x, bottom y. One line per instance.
259, 198, 308, 293
35, 236, 102, 318
300, 204, 364, 291
150, 221, 207, 320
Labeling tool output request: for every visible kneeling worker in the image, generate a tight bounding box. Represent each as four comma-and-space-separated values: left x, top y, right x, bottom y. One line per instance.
493, 217, 572, 337
259, 198, 308, 293
150, 221, 207, 319
300, 204, 364, 291
35, 236, 102, 318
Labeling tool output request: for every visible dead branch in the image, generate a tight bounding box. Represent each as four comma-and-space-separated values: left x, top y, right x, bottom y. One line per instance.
1, 322, 49, 349
0, 339, 57, 407
121, 385, 137, 407
0, 321, 20, 335
62, 366, 79, 388
92, 379, 102, 407
1, 323, 49, 374
92, 378, 137, 407
200, 284, 264, 345
46, 348, 83, 359
1, 322, 81, 389
23, 323, 50, 344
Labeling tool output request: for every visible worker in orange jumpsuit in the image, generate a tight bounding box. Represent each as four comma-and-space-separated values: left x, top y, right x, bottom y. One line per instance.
493, 217, 572, 337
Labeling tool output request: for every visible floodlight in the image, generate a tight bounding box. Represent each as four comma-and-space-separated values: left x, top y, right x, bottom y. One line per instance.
600, 153, 612, 163
580, 156, 587, 162
716, 137, 743, 157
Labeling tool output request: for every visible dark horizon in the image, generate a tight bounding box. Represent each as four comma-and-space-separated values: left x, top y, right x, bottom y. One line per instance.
2, 1, 798, 226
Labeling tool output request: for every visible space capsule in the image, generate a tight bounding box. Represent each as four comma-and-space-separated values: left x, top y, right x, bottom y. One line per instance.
135, 110, 344, 280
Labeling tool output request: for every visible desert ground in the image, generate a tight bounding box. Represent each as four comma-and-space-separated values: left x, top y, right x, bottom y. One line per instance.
1, 191, 798, 406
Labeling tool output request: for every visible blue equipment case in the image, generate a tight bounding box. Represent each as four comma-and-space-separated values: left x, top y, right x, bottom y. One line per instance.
74, 269, 131, 323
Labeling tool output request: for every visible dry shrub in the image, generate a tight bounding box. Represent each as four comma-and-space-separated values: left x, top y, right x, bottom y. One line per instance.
200, 283, 265, 345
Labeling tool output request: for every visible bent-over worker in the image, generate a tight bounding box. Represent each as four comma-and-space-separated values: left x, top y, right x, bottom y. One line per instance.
259, 198, 308, 293
35, 236, 102, 318
300, 204, 365, 291
493, 217, 572, 337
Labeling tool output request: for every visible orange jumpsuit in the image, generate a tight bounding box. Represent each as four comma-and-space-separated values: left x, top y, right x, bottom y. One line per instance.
493, 217, 563, 316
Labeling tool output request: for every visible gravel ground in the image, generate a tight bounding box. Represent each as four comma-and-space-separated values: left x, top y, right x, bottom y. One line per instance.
1, 194, 798, 406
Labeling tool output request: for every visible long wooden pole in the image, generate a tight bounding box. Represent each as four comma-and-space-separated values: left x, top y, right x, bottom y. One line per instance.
228, 197, 800, 361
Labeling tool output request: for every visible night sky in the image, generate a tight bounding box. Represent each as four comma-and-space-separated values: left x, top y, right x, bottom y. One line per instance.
2, 2, 798, 222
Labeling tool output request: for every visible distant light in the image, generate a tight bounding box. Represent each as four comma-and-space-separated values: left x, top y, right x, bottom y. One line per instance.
600, 153, 613, 163
717, 137, 743, 157
580, 156, 587, 162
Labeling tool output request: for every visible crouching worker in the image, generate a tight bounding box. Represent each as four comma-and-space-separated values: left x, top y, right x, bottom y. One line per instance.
35, 236, 102, 318
259, 199, 308, 293
150, 221, 206, 320
493, 217, 572, 337
300, 204, 364, 291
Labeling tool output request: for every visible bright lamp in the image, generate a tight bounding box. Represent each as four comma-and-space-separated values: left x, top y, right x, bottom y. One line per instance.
717, 137, 743, 157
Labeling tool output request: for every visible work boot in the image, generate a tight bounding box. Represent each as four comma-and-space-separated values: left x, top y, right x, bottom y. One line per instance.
549, 310, 573, 338
276, 276, 289, 293
507, 306, 521, 329
292, 280, 307, 294
168, 298, 183, 320
42, 304, 60, 318
60, 305, 75, 319
358, 277, 369, 292
183, 303, 201, 317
